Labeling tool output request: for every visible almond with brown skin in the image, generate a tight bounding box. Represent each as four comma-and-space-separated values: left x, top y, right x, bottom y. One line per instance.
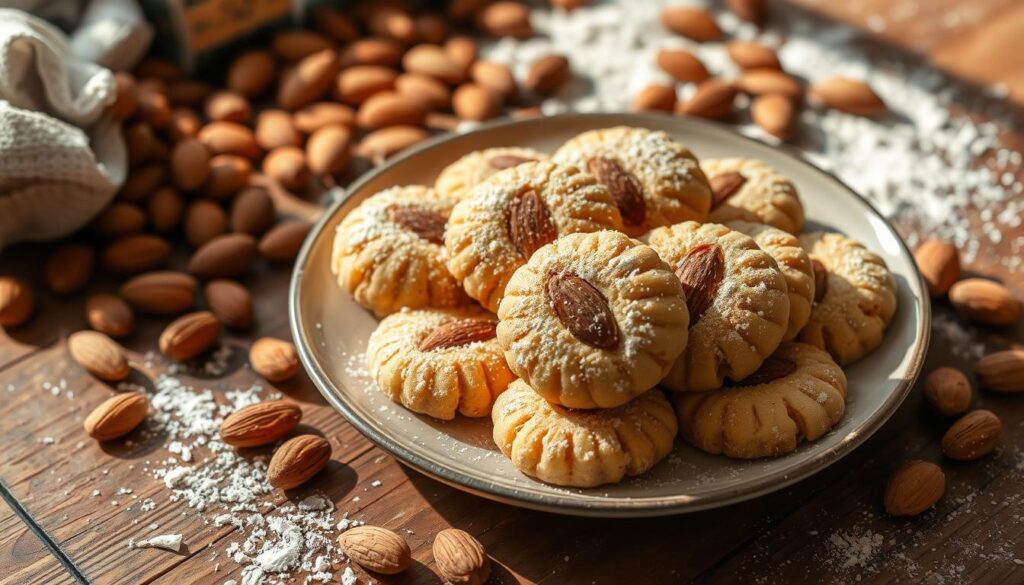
709, 172, 747, 207
197, 121, 260, 159
728, 0, 766, 23
587, 157, 645, 226
948, 278, 1021, 326
267, 434, 332, 489
508, 189, 557, 259
159, 310, 221, 361
883, 460, 945, 517
811, 258, 828, 302
148, 188, 185, 233
102, 234, 172, 275
109, 73, 138, 119
365, 5, 416, 43
255, 109, 301, 150
355, 126, 430, 163
525, 55, 570, 95
737, 69, 802, 99
124, 122, 168, 166
84, 392, 148, 441
221, 401, 302, 447
631, 84, 677, 113
204, 155, 252, 199
752, 94, 794, 139
185, 200, 229, 247
250, 337, 300, 381
278, 49, 340, 111
314, 7, 359, 43
263, 146, 310, 191
656, 49, 709, 83
470, 60, 517, 100
942, 409, 1001, 461
120, 271, 197, 314
167, 81, 212, 107
396, 73, 453, 111
356, 91, 427, 129
231, 187, 276, 236
172, 138, 210, 192
187, 233, 258, 279
453, 83, 500, 121
660, 6, 722, 42
726, 41, 780, 70
476, 2, 533, 38
307, 124, 352, 175
676, 78, 736, 119
227, 50, 276, 97
388, 206, 447, 245
914, 240, 960, 298
335, 65, 399, 106
403, 44, 466, 85
922, 367, 972, 416
204, 279, 253, 330
419, 320, 497, 352
119, 164, 167, 202
45, 244, 95, 294
809, 77, 886, 116
340, 37, 404, 68
415, 13, 448, 43
92, 203, 146, 239
293, 102, 355, 134
85, 293, 135, 338
204, 91, 251, 124
444, 36, 478, 72
338, 526, 411, 575
674, 243, 724, 322
433, 528, 490, 585
546, 272, 620, 349
975, 349, 1024, 393
168, 107, 201, 142
259, 220, 313, 261
68, 330, 130, 382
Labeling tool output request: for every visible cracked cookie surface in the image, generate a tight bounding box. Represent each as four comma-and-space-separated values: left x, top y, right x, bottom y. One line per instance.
435, 147, 549, 201
703, 158, 804, 235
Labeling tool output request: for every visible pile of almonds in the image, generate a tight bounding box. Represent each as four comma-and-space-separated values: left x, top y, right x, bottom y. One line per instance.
882, 240, 1021, 517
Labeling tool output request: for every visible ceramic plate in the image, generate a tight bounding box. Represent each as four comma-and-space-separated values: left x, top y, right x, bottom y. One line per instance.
290, 113, 930, 517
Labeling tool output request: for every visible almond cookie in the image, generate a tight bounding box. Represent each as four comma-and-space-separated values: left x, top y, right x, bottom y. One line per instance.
445, 161, 623, 312
674, 342, 846, 459
703, 158, 804, 234
646, 221, 790, 392
497, 231, 689, 409
492, 380, 678, 487
798, 231, 897, 365
332, 185, 468, 316
727, 221, 814, 341
551, 126, 711, 236
434, 147, 549, 201
367, 308, 515, 420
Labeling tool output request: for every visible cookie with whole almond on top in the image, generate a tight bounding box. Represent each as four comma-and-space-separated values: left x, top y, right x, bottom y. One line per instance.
434, 146, 548, 201
552, 126, 712, 236
702, 158, 804, 235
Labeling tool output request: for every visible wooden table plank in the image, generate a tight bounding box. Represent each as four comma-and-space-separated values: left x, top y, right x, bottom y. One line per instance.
0, 495, 77, 585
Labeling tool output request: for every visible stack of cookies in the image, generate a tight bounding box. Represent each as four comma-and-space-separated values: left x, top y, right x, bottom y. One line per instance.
331, 126, 898, 488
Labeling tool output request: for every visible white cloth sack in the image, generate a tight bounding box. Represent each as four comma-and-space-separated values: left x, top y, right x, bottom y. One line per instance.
0, 8, 125, 249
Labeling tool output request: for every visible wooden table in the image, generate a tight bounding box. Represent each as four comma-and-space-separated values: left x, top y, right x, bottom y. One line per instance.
2, 3, 1023, 584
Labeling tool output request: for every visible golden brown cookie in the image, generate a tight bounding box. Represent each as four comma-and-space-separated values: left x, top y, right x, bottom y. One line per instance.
434, 147, 549, 201
367, 307, 515, 420
646, 221, 790, 392
551, 126, 711, 236
445, 161, 623, 312
727, 221, 815, 341
497, 231, 689, 409
798, 232, 898, 365
332, 185, 468, 316
703, 158, 804, 234
492, 380, 678, 487
674, 343, 847, 459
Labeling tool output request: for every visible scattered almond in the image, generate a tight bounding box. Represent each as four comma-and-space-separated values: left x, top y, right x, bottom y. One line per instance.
101, 234, 172, 275
45, 244, 95, 294
403, 44, 466, 85
922, 367, 972, 416
264, 146, 310, 191
737, 69, 802, 99
231, 187, 276, 236
185, 200, 229, 247
120, 271, 197, 314
941, 409, 1002, 461
470, 60, 516, 100
914, 240, 960, 298
227, 50, 276, 97
278, 49, 340, 111
726, 41, 780, 70
340, 37, 404, 68
271, 30, 334, 62
631, 84, 677, 112
314, 7, 359, 43
948, 278, 1021, 326
366, 6, 416, 43
204, 90, 251, 123
395, 73, 452, 111
159, 311, 221, 361
267, 435, 332, 489
444, 36, 478, 72
92, 203, 146, 239
259, 220, 313, 262
355, 126, 430, 162
68, 330, 130, 382
419, 320, 497, 352
883, 460, 945, 517
656, 49, 708, 83
676, 78, 736, 119
751, 94, 794, 139
187, 233, 258, 279
546, 272, 620, 349
356, 91, 428, 128
220, 401, 302, 447
255, 109, 302, 150
476, 2, 533, 38
119, 164, 167, 201
660, 6, 722, 42
293, 102, 355, 134
84, 392, 148, 441
204, 279, 253, 330
338, 526, 411, 575
525, 54, 570, 95
306, 125, 352, 175
975, 349, 1024, 393
453, 83, 500, 121
335, 65, 399, 106
197, 121, 260, 159
85, 293, 135, 338
148, 188, 185, 233
675, 243, 724, 322
250, 337, 301, 381
727, 0, 766, 23
433, 528, 490, 585
204, 154, 252, 199
809, 77, 886, 116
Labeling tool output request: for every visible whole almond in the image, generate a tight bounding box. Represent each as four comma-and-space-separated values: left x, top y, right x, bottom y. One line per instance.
809, 77, 886, 116
92, 203, 146, 239
204, 90, 251, 124
85, 293, 135, 338
709, 172, 748, 207
124, 122, 169, 166
403, 44, 466, 85
433, 528, 490, 585
587, 157, 645, 226
263, 146, 310, 191
676, 78, 736, 119
470, 60, 516, 100
675, 243, 724, 322
293, 102, 355, 134
227, 50, 276, 96
185, 200, 229, 247
631, 83, 677, 112
136, 82, 171, 127
221, 401, 302, 447
525, 55, 570, 95
366, 6, 416, 43
656, 49, 709, 83
148, 187, 185, 233
159, 310, 220, 361
278, 49, 340, 111
45, 244, 94, 294
204, 279, 252, 330
355, 126, 430, 162
737, 69, 802, 99
546, 272, 620, 349
476, 2, 533, 38
726, 41, 780, 70
314, 7, 359, 43
419, 320, 497, 352
444, 36, 478, 72
271, 30, 334, 62
883, 460, 945, 517
267, 435, 332, 489
752, 94, 795, 139
84, 392, 148, 441
68, 330, 130, 381
259, 220, 313, 261
948, 278, 1021, 326
255, 109, 301, 151
250, 337, 300, 381
975, 349, 1024, 393
109, 73, 138, 119
198, 122, 260, 159
335, 66, 399, 106
119, 164, 167, 202
660, 6, 722, 42
389, 206, 447, 245
306, 125, 352, 176
453, 83, 500, 121
231, 187, 276, 236
914, 240, 960, 298
119, 271, 197, 314
356, 92, 427, 129
941, 409, 1002, 460
395, 73, 452, 111
338, 526, 411, 574
101, 234, 172, 275
508, 189, 557, 259
339, 38, 404, 68
0, 277, 34, 326
448, 0, 489, 22
168, 107, 202, 142
922, 367, 972, 416
728, 0, 766, 23
188, 233, 258, 280
203, 155, 252, 199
